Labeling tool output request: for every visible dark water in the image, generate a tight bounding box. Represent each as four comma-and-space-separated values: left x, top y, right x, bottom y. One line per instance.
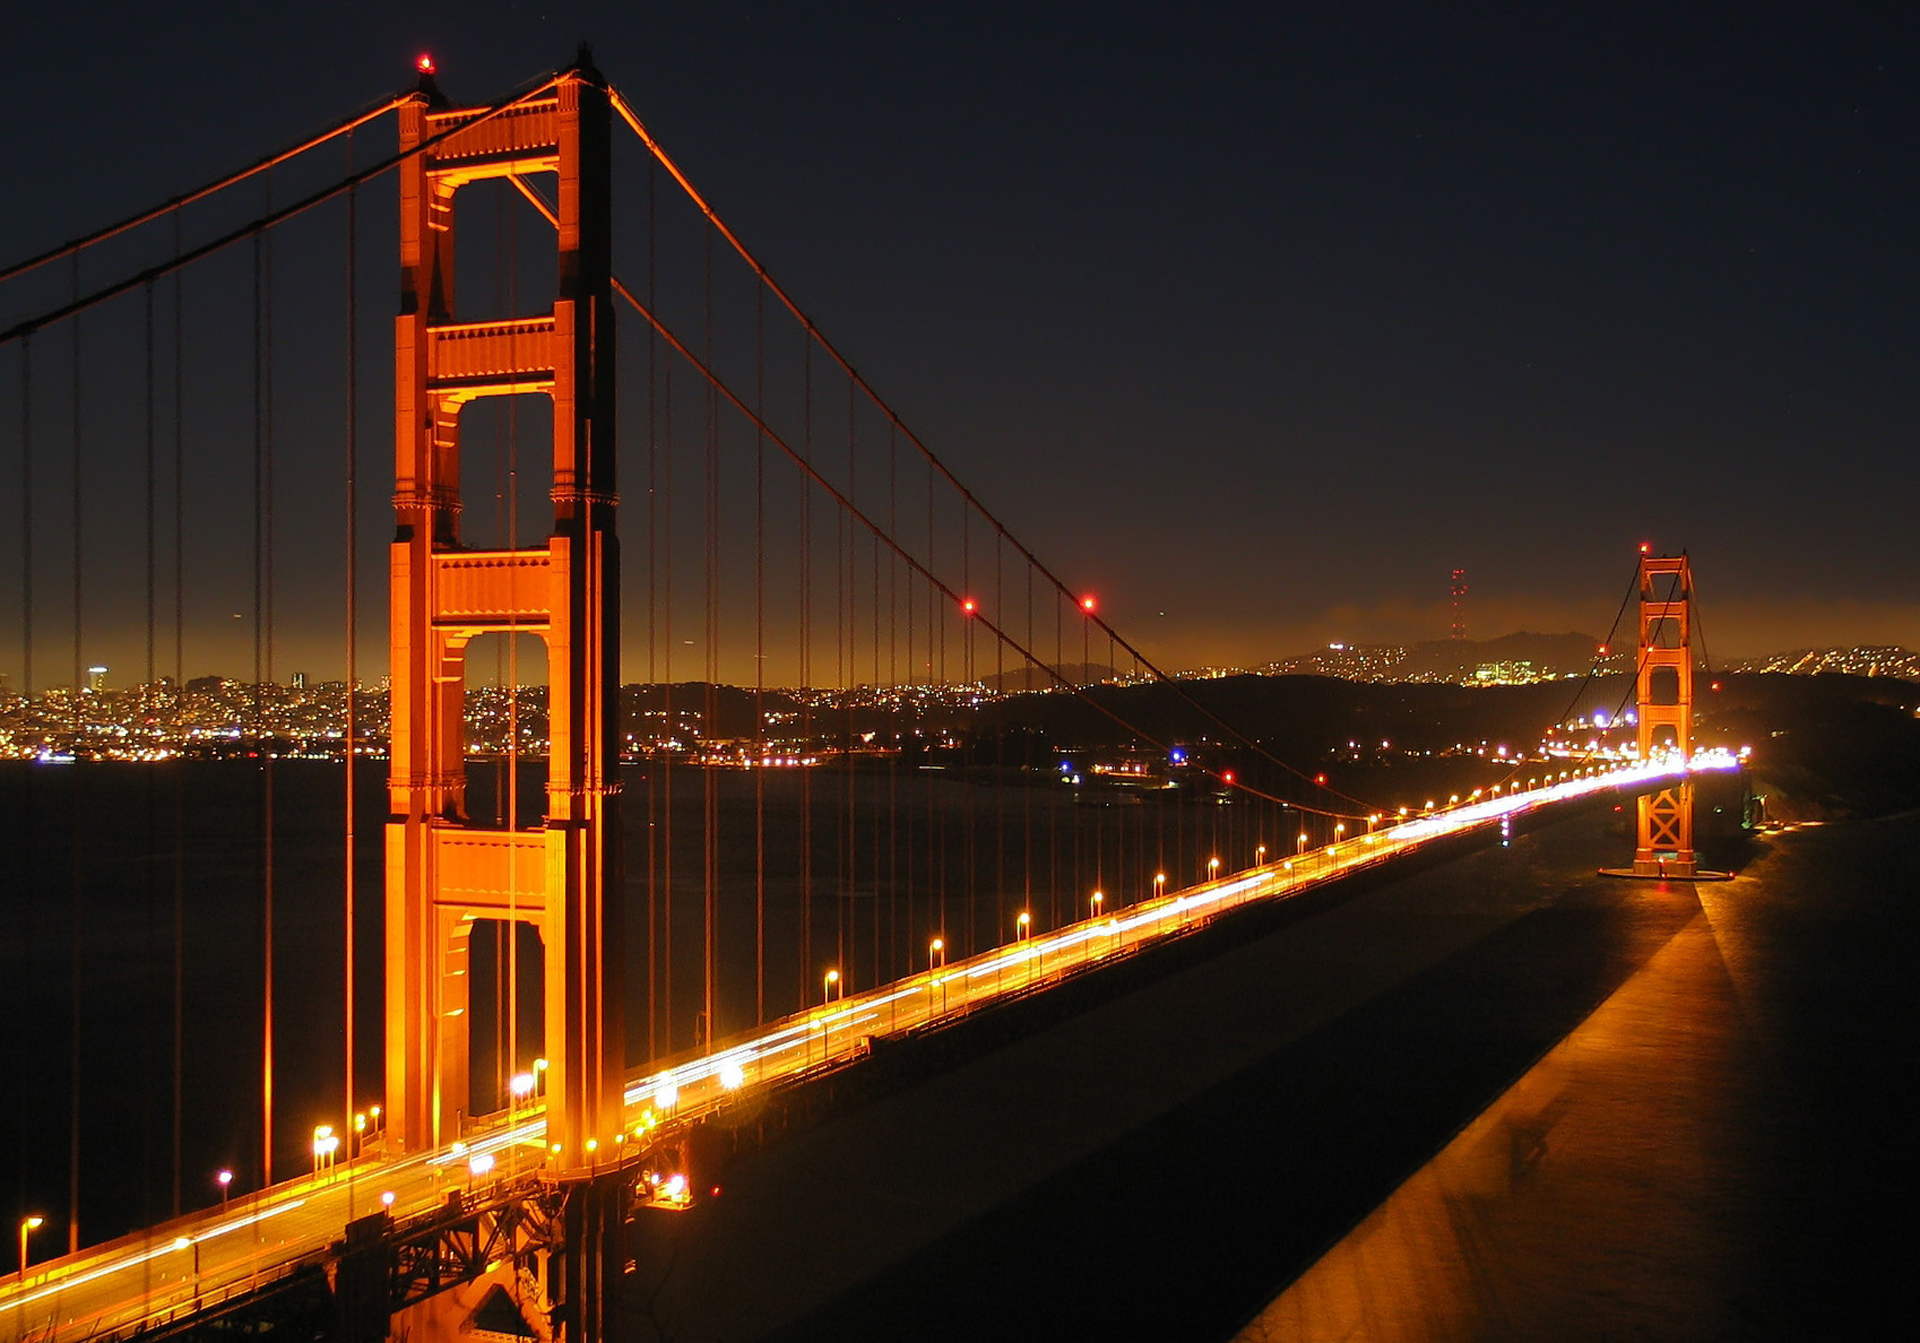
0, 757, 1263, 1256
1237, 810, 1920, 1340
625, 804, 1917, 1339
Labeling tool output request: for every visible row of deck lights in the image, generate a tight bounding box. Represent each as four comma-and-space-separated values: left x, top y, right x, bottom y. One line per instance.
15, 774, 1621, 1284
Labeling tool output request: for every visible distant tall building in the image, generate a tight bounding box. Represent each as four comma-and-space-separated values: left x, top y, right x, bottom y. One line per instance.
87, 665, 108, 693
292, 671, 307, 691
1449, 570, 1468, 641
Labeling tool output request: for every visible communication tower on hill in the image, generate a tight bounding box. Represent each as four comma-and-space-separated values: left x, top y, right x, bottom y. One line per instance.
1449, 569, 1468, 641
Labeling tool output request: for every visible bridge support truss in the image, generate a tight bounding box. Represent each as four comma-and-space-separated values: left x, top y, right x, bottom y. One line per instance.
385, 56, 624, 1191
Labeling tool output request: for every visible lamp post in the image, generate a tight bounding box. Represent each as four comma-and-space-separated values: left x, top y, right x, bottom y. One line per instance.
467, 1151, 494, 1197
1207, 856, 1220, 884
216, 1169, 233, 1214
312, 1126, 340, 1179
1016, 911, 1031, 943
928, 938, 946, 1016
1153, 872, 1166, 902
18, 1216, 43, 1285
1256, 844, 1266, 868
172, 1235, 199, 1304
509, 1073, 535, 1172
1087, 893, 1104, 963
821, 970, 842, 1064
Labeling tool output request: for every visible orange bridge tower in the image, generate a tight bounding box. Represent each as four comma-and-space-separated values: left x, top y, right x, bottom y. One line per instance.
1629, 552, 1696, 877
385, 60, 624, 1175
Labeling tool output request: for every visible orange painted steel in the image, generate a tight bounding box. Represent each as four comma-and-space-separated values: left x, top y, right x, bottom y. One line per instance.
385, 66, 623, 1177
1632, 554, 1696, 876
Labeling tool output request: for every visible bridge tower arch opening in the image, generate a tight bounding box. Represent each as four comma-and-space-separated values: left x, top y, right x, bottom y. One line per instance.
385, 59, 624, 1178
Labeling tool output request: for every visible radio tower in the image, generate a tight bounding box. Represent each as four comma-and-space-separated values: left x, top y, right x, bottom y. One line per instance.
1450, 568, 1468, 641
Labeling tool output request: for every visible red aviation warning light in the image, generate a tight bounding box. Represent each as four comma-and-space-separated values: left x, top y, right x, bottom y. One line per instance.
960, 597, 978, 616
1639, 542, 1652, 554
1080, 595, 1097, 613
416, 53, 436, 74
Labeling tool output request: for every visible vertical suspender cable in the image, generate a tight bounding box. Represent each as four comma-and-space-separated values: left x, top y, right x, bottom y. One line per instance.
842, 377, 855, 983
17, 336, 34, 1236
142, 279, 158, 1223
993, 540, 1004, 942
343, 148, 359, 1178
753, 285, 766, 1025
800, 342, 814, 1003
68, 255, 84, 1256
505, 174, 520, 1097
170, 214, 186, 1219
703, 228, 718, 1047
661, 362, 674, 1049
644, 158, 658, 1061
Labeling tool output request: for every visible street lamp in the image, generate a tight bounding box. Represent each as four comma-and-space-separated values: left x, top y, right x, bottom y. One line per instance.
312, 1125, 340, 1178
1090, 890, 1104, 920
1153, 872, 1166, 901
1255, 844, 1266, 868
824, 968, 842, 1003
18, 1216, 43, 1284
1016, 911, 1031, 943
173, 1235, 199, 1303
1297, 831, 1308, 856
928, 938, 946, 1015
1207, 856, 1220, 883
216, 1169, 233, 1213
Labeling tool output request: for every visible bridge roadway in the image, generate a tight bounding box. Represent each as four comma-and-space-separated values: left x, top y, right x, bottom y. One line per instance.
1, 757, 1725, 1342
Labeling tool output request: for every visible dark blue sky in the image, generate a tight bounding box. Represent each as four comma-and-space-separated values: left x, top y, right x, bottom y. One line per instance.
1, 1, 1914, 678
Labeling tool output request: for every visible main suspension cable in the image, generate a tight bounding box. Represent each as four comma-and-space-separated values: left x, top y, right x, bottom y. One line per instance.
1, 73, 564, 349
608, 85, 1373, 816
0, 96, 405, 288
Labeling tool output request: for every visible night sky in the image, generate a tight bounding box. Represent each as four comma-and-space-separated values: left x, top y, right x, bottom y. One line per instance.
1, 1, 1914, 681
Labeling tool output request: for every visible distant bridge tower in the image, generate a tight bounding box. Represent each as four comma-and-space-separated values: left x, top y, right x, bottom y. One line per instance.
385, 58, 624, 1179
1629, 553, 1696, 877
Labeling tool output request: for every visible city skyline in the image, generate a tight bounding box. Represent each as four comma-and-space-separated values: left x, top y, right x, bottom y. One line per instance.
2, 3, 1914, 686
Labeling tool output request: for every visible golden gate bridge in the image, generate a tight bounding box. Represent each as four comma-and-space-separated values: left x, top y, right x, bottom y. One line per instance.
0, 50, 1732, 1341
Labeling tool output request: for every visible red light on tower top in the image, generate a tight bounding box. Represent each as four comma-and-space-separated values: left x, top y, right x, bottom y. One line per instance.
417, 53, 436, 74
1639, 542, 1652, 554
960, 597, 978, 616
1080, 595, 1097, 613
